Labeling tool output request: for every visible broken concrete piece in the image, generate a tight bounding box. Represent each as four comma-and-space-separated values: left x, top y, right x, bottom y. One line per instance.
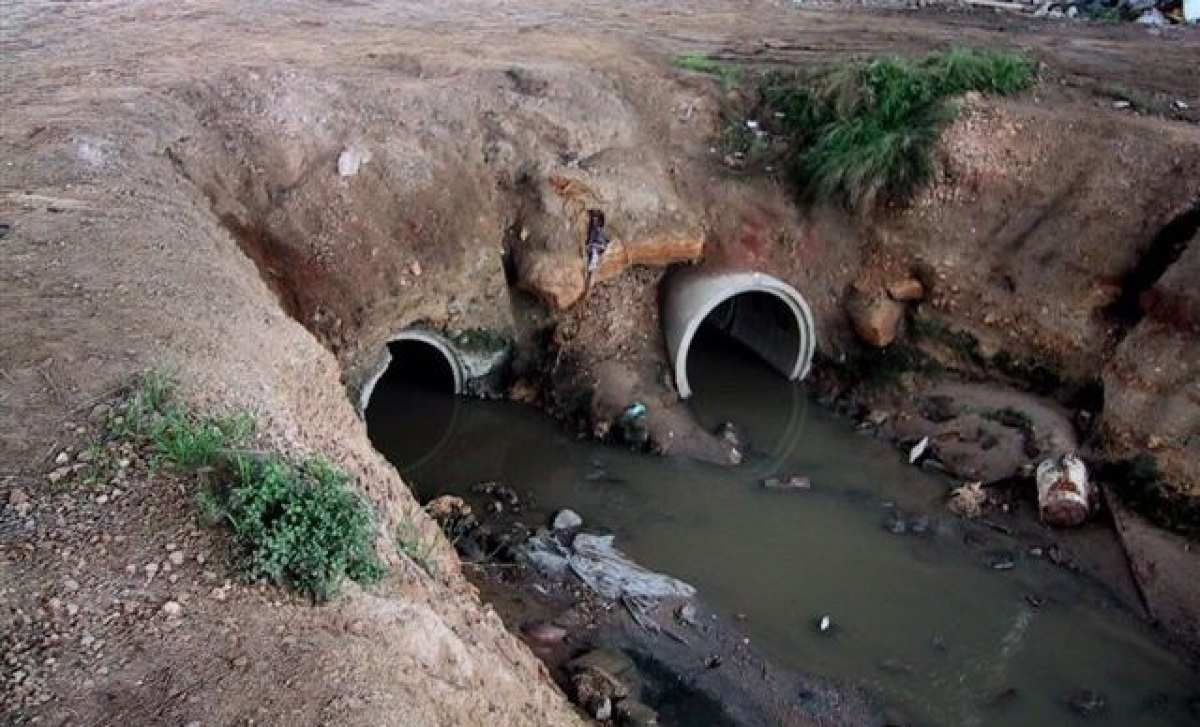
1036, 453, 1092, 527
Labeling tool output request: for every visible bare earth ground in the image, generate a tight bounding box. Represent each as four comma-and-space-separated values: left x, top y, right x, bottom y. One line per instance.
2, 1, 1200, 725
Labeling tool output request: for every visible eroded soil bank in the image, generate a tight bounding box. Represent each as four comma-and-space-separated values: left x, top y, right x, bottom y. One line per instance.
3, 0, 1200, 724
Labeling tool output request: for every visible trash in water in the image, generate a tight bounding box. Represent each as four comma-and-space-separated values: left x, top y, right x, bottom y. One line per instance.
908, 436, 930, 464
1036, 453, 1092, 527
818, 615, 832, 633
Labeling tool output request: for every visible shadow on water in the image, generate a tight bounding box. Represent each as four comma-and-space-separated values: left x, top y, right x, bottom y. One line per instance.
365, 330, 1199, 727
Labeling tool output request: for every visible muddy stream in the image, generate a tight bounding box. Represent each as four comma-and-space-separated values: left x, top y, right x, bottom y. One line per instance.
366, 331, 1197, 726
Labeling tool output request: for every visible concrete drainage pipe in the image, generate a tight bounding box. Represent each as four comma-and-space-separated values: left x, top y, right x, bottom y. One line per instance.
357, 329, 466, 414
662, 268, 816, 399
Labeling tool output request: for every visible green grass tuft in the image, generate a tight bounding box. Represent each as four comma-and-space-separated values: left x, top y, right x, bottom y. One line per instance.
121, 371, 385, 601
675, 51, 742, 91
761, 48, 1036, 209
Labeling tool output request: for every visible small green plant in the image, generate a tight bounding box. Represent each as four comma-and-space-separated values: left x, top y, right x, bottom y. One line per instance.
202, 455, 385, 601
674, 51, 742, 91
1085, 5, 1120, 22
396, 519, 438, 577
761, 48, 1036, 209
119, 370, 386, 601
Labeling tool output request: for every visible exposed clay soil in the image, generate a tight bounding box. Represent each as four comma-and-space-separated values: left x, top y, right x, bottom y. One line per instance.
3, 0, 1200, 725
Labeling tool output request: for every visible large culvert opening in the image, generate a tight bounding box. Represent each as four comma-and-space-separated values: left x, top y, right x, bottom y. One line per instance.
686, 291, 802, 395
662, 270, 815, 400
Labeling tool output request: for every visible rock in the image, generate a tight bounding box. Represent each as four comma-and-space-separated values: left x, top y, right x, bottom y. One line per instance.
921, 395, 961, 423
887, 278, 926, 302
616, 699, 659, 726
846, 288, 905, 348
594, 231, 704, 283
762, 475, 812, 491
161, 600, 183, 618
552, 508, 583, 531
516, 250, 585, 310
63, 578, 79, 592
1135, 7, 1167, 25
567, 647, 635, 678
521, 621, 567, 645
426, 495, 469, 521
948, 482, 986, 519
1036, 454, 1092, 527
571, 660, 629, 719
593, 697, 613, 721
337, 146, 369, 177
168, 551, 185, 566
47, 466, 72, 484
55, 451, 70, 465
715, 421, 742, 449
7, 487, 31, 516
1065, 688, 1107, 717
88, 403, 111, 425
675, 603, 699, 627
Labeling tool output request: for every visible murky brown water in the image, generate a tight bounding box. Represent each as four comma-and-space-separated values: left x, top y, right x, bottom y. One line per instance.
366, 332, 1198, 726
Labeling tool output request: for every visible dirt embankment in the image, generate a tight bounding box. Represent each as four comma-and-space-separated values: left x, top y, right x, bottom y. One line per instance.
3, 0, 1200, 724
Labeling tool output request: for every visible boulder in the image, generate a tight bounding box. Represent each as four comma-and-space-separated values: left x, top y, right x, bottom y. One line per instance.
846, 287, 905, 348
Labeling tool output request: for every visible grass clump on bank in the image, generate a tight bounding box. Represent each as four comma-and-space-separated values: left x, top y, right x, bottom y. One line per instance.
120, 370, 385, 601
675, 51, 741, 91
761, 48, 1036, 209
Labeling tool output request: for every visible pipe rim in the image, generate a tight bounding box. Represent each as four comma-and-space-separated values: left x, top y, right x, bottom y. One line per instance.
358, 329, 466, 414
670, 272, 815, 399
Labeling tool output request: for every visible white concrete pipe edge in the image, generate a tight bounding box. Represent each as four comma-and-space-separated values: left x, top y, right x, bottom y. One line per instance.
664, 270, 816, 400
357, 329, 466, 414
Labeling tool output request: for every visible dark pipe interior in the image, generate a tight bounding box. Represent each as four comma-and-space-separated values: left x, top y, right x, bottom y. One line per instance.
688, 291, 800, 394
375, 339, 456, 395
364, 339, 459, 474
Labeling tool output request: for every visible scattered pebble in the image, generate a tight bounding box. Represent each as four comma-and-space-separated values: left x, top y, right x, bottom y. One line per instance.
161, 601, 183, 618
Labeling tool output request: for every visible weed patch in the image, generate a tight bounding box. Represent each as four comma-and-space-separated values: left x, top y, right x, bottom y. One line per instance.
674, 51, 741, 91
119, 370, 385, 601
759, 48, 1036, 209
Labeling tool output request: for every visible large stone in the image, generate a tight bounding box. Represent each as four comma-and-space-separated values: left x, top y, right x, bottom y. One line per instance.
516, 250, 585, 310
595, 231, 704, 282
846, 287, 905, 348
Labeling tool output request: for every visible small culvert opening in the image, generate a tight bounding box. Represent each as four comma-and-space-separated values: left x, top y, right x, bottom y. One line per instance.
377, 339, 459, 394
363, 334, 465, 476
